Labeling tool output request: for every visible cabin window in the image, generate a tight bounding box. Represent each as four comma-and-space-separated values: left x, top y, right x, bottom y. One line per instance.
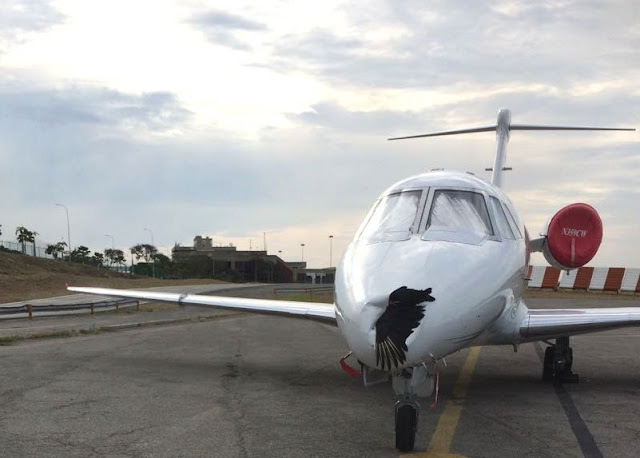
427, 190, 493, 235
359, 190, 422, 243
490, 197, 515, 240
502, 203, 523, 238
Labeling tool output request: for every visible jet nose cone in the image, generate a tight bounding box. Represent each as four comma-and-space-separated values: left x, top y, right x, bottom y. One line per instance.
335, 241, 438, 368
336, 235, 519, 370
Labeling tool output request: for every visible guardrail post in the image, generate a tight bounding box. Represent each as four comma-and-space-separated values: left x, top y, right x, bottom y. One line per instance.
115, 301, 119, 313
27, 304, 33, 320
90, 303, 94, 315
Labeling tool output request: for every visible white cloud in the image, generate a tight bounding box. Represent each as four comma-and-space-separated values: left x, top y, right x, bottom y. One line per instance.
0, 0, 637, 269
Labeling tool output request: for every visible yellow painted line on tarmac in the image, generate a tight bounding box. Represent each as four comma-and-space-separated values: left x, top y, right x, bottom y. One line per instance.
409, 346, 482, 457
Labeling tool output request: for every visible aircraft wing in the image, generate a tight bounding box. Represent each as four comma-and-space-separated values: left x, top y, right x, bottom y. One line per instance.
67, 286, 337, 324
520, 307, 640, 341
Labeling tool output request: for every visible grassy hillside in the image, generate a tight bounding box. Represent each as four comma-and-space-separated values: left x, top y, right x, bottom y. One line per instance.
0, 250, 224, 303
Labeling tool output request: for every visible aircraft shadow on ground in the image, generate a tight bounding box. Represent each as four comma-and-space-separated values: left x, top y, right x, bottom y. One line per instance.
465, 371, 640, 398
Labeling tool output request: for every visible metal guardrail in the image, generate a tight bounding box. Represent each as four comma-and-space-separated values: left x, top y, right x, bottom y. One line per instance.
273, 286, 334, 301
0, 299, 140, 320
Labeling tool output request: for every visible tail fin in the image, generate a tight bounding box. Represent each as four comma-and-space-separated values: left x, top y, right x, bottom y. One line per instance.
389, 108, 635, 188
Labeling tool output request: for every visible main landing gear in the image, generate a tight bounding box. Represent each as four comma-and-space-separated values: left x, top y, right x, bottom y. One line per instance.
542, 336, 579, 384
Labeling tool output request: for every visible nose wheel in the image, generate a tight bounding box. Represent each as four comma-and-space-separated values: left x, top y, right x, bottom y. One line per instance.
389, 363, 437, 452
395, 400, 418, 452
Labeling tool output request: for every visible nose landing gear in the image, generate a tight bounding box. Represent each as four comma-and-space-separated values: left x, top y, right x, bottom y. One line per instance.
391, 363, 437, 452
395, 399, 419, 452
542, 336, 579, 384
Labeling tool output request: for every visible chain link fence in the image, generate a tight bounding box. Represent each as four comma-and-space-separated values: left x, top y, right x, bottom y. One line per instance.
0, 240, 54, 259
1, 240, 133, 274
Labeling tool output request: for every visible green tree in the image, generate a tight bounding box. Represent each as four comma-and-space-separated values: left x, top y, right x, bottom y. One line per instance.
92, 252, 104, 267
105, 248, 125, 267
151, 252, 173, 278
130, 244, 157, 262
130, 244, 144, 263
71, 245, 91, 263
30, 231, 38, 256
152, 252, 171, 265
45, 242, 67, 260
15, 226, 34, 254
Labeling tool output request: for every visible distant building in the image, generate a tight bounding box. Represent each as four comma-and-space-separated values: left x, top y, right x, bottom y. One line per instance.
172, 236, 336, 283
304, 267, 336, 284
285, 264, 335, 284
286, 261, 307, 283
172, 236, 293, 282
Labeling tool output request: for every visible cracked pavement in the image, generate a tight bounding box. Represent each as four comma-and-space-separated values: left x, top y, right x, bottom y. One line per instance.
0, 289, 639, 456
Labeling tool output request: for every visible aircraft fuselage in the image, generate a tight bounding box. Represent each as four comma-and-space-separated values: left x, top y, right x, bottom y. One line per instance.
335, 170, 529, 370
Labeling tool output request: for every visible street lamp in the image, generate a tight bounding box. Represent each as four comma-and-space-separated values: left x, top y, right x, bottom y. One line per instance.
144, 228, 155, 278
55, 203, 71, 260
105, 234, 115, 249
300, 243, 305, 262
329, 235, 334, 268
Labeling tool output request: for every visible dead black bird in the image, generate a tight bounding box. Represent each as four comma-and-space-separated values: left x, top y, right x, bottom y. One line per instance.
375, 286, 435, 371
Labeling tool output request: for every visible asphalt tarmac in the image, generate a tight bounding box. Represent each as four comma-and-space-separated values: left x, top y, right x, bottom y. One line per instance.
0, 288, 639, 457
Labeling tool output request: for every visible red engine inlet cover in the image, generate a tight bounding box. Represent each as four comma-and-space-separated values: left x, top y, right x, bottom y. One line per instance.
546, 203, 603, 268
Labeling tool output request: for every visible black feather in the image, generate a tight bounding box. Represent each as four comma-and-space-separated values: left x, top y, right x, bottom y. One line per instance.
374, 286, 435, 371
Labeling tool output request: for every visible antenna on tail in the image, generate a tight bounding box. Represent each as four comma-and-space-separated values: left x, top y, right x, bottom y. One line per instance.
388, 108, 635, 188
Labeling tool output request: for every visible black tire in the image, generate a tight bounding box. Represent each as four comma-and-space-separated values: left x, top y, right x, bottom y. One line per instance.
395, 404, 417, 452
542, 346, 554, 382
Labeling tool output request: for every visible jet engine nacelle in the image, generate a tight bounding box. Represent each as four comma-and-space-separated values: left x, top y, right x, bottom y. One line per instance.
542, 203, 603, 270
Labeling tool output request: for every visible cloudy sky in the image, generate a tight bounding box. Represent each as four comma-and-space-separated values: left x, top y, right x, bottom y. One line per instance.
0, 0, 638, 268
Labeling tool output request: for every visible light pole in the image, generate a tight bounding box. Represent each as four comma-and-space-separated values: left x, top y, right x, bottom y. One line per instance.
300, 243, 305, 262
144, 228, 155, 278
105, 234, 114, 249
329, 235, 334, 268
55, 203, 71, 260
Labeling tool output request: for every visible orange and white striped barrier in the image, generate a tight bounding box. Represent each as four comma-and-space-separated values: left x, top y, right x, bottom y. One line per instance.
527, 266, 640, 293
621, 268, 640, 293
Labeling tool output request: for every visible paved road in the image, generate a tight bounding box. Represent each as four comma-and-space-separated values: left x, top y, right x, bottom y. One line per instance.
0, 290, 638, 457
0, 283, 292, 321
0, 284, 245, 307
0, 284, 316, 338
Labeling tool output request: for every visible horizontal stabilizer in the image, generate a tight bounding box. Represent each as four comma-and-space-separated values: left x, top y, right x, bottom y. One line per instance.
510, 125, 635, 132
388, 108, 636, 188
389, 124, 635, 141
388, 126, 495, 140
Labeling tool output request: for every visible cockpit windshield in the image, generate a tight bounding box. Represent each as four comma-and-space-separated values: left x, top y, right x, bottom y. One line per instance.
427, 190, 493, 235
359, 190, 422, 243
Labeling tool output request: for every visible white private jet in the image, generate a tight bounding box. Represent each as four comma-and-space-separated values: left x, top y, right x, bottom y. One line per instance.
69, 109, 637, 452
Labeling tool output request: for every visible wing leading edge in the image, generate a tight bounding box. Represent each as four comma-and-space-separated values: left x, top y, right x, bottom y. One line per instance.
520, 307, 640, 341
67, 286, 337, 324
